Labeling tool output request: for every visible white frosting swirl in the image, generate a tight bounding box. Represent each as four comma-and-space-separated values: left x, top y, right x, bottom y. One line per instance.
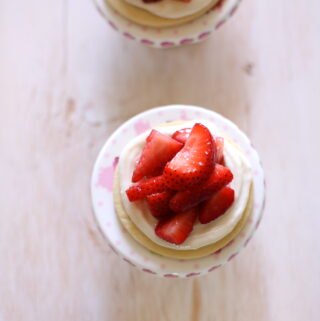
118, 120, 252, 250
125, 0, 213, 19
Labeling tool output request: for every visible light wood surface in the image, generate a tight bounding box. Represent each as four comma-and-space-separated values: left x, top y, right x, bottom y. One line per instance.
1, 0, 320, 320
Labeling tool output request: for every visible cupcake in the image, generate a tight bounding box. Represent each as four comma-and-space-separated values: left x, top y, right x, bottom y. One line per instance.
94, 0, 242, 47
91, 105, 265, 277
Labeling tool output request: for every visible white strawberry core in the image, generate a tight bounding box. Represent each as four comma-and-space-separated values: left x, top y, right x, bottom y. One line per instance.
118, 120, 253, 250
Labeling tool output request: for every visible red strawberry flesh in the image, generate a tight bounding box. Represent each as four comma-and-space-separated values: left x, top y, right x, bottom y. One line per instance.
155, 207, 198, 245
172, 128, 224, 165
132, 130, 183, 182
172, 128, 192, 144
146, 191, 174, 218
169, 164, 233, 212
163, 123, 215, 190
215, 136, 224, 164
126, 175, 168, 202
199, 187, 235, 224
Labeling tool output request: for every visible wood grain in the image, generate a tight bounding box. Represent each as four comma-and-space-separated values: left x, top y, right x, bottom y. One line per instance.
0, 0, 319, 320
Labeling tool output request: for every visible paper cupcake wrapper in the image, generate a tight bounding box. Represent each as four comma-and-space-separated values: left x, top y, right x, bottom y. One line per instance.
94, 0, 242, 48
91, 105, 265, 278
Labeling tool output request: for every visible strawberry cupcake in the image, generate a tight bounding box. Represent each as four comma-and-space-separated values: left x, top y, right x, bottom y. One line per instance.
94, 0, 242, 48
91, 105, 265, 277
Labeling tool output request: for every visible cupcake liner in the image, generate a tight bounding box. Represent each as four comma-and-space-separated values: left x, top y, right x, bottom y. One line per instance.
94, 0, 242, 48
91, 105, 265, 278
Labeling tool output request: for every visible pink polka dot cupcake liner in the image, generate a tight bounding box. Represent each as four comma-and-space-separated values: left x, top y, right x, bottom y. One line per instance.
91, 105, 265, 278
93, 0, 242, 48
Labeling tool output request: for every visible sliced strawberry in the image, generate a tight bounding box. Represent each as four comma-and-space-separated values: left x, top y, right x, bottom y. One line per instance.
126, 175, 167, 202
155, 207, 198, 245
215, 136, 224, 164
199, 187, 234, 224
173, 130, 224, 164
170, 164, 233, 212
172, 128, 192, 144
163, 123, 215, 191
146, 191, 174, 218
132, 130, 183, 183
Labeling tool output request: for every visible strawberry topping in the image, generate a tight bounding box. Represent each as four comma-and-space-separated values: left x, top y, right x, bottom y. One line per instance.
143, 0, 190, 2
126, 175, 168, 202
155, 207, 198, 245
125, 122, 235, 245
169, 164, 233, 212
173, 128, 224, 164
163, 123, 216, 190
215, 136, 224, 164
199, 187, 235, 224
132, 130, 183, 182
172, 128, 192, 144
146, 191, 174, 218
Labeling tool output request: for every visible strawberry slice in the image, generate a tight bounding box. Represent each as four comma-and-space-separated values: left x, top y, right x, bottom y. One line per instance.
163, 123, 215, 190
126, 175, 167, 202
132, 130, 183, 183
155, 207, 198, 245
215, 136, 224, 164
170, 164, 233, 212
172, 128, 192, 144
199, 187, 235, 224
142, 0, 162, 3
172, 128, 224, 163
146, 191, 174, 218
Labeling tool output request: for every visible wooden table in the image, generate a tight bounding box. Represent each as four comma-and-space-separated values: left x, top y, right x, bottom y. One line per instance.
1, 0, 319, 320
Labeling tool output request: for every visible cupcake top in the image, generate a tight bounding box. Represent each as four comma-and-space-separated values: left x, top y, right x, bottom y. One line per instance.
125, 0, 214, 19
119, 120, 253, 250
105, 0, 220, 28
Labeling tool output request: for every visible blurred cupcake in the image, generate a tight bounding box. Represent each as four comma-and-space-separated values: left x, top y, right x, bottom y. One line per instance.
94, 0, 243, 47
